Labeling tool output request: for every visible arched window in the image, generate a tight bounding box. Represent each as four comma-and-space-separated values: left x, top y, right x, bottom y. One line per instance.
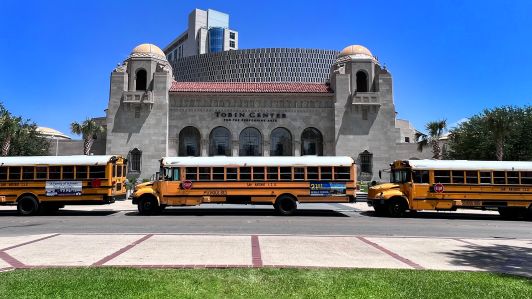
356, 71, 368, 92
209, 126, 231, 156
301, 127, 323, 156
270, 127, 292, 156
178, 126, 201, 156
136, 69, 147, 91
239, 127, 262, 156
128, 148, 142, 173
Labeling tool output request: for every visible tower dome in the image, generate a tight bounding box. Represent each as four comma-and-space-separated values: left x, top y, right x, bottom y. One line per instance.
337, 45, 376, 61
129, 43, 167, 60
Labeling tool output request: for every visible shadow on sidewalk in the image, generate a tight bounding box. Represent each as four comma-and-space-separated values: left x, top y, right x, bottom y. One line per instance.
442, 242, 532, 278
125, 208, 349, 217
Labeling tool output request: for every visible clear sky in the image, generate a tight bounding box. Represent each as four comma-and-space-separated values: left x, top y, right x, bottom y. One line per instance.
1, 0, 531, 138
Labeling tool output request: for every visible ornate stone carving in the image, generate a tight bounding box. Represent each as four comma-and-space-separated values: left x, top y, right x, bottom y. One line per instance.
113, 61, 127, 73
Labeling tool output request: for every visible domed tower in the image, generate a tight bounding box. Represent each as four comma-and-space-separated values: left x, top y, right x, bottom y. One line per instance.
106, 43, 173, 178
331, 44, 401, 181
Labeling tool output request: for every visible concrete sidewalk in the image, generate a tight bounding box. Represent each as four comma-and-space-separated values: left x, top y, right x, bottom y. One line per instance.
1, 233, 530, 277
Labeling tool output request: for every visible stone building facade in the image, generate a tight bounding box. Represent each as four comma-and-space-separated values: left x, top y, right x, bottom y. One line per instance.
105, 43, 428, 180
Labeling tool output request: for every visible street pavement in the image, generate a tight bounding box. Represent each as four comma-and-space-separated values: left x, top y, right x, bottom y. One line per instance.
0, 201, 531, 277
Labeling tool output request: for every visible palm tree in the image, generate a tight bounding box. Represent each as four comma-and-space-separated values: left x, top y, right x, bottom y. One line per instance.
485, 107, 513, 161
70, 118, 105, 155
0, 111, 21, 156
416, 119, 447, 159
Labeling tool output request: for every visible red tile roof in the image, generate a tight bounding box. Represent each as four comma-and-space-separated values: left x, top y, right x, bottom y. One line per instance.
169, 82, 333, 93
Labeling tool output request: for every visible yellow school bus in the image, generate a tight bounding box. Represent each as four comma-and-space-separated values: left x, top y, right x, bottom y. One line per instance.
132, 156, 357, 215
368, 160, 532, 218
0, 155, 127, 215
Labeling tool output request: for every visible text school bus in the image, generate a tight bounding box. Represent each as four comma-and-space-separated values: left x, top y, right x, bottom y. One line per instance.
368, 160, 532, 218
132, 156, 357, 215
0, 155, 127, 215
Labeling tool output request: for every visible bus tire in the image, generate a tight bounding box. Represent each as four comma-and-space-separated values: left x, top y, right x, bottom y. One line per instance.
387, 198, 408, 217
274, 195, 297, 216
17, 196, 40, 216
138, 196, 160, 215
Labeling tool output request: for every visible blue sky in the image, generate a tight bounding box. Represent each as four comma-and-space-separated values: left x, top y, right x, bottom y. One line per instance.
1, 0, 531, 138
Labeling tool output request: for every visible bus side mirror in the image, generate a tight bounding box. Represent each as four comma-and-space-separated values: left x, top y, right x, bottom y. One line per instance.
379, 170, 382, 179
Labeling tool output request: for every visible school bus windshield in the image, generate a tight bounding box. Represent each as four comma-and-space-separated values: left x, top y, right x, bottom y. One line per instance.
390, 169, 410, 183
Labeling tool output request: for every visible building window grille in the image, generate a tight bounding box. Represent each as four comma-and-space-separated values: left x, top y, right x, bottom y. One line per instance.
270, 127, 292, 156
209, 126, 231, 156
239, 127, 262, 156
128, 148, 142, 173
359, 150, 373, 176
301, 127, 323, 156
179, 126, 201, 156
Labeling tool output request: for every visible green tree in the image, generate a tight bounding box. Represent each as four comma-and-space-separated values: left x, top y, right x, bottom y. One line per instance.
416, 119, 447, 159
447, 105, 532, 161
0, 110, 20, 156
70, 118, 104, 155
485, 107, 514, 161
0, 103, 49, 156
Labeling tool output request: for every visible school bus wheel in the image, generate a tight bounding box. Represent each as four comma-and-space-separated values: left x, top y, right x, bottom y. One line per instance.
274, 194, 297, 216
387, 197, 408, 218
17, 195, 40, 216
137, 195, 160, 215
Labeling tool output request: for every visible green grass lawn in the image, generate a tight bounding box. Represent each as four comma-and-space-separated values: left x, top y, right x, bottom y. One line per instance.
0, 268, 530, 299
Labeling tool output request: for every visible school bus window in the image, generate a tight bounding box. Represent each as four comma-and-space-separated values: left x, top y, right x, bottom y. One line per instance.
507, 171, 519, 184
521, 171, 532, 184
35, 167, 47, 179
213, 167, 224, 180
280, 167, 292, 180
76, 166, 88, 179
267, 167, 278, 181
479, 171, 492, 184
8, 167, 21, 180
199, 167, 211, 181
63, 166, 75, 179
451, 171, 465, 184
493, 171, 506, 184
413, 170, 429, 183
186, 167, 197, 181
226, 168, 237, 181
320, 167, 332, 180
252, 167, 265, 180
172, 168, 180, 181
22, 167, 34, 180
0, 167, 7, 180
466, 171, 478, 184
89, 166, 106, 179
116, 164, 122, 178
240, 167, 251, 181
307, 167, 319, 180
49, 166, 61, 180
294, 167, 305, 180
434, 170, 450, 183
334, 166, 351, 181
